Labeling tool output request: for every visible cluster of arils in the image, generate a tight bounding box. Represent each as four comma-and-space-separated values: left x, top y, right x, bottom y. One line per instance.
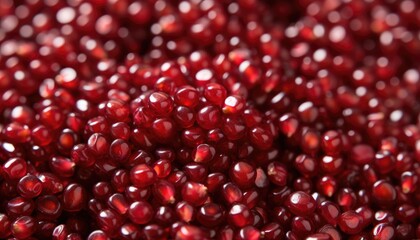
1, 0, 420, 239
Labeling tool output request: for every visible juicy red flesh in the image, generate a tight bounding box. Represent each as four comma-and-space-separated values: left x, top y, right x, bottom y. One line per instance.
0, 0, 420, 239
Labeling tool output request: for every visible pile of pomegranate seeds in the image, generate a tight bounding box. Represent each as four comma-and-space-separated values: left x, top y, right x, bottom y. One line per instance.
0, 0, 420, 239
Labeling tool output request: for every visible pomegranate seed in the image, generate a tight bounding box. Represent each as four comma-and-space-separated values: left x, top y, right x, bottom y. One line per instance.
11, 216, 36, 239
0, 214, 11, 238
17, 174, 42, 198
204, 83, 227, 106
193, 144, 215, 163
197, 203, 223, 227
36, 195, 62, 220
148, 92, 174, 117
372, 223, 395, 239
174, 86, 199, 108
105, 99, 130, 122
7, 196, 35, 218
338, 211, 364, 234
228, 203, 252, 228
230, 161, 256, 189
88, 230, 109, 240
261, 223, 283, 240
62, 183, 87, 212
2, 157, 27, 180
318, 201, 341, 226
128, 201, 154, 224
372, 180, 397, 208
153, 180, 176, 205
175, 201, 194, 223
236, 226, 260, 240
181, 181, 208, 207
267, 162, 288, 186
222, 182, 243, 205
286, 191, 316, 216
108, 193, 129, 215
175, 225, 209, 240
130, 164, 157, 188
87, 133, 110, 156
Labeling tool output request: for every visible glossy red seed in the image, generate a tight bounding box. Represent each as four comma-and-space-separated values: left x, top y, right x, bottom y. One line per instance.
36, 195, 62, 220
286, 191, 316, 216
7, 196, 35, 218
267, 162, 288, 187
173, 106, 195, 128
337, 188, 357, 211
181, 181, 208, 207
153, 180, 176, 205
0, 214, 11, 238
2, 157, 27, 180
37, 172, 64, 194
11, 216, 36, 239
63, 183, 86, 212
356, 206, 374, 227
105, 99, 130, 122
222, 182, 243, 205
261, 223, 283, 240
236, 226, 260, 240
372, 223, 395, 240
97, 209, 123, 234
40, 106, 64, 129
175, 225, 209, 240
193, 144, 215, 163
88, 230, 109, 240
228, 203, 252, 227
196, 105, 222, 130
174, 86, 199, 108
52, 224, 68, 240
321, 130, 342, 156
130, 164, 156, 188
143, 224, 166, 240
175, 201, 194, 223
197, 203, 223, 227
306, 233, 331, 240
87, 133, 110, 156
148, 91, 174, 117
119, 223, 141, 240
50, 156, 75, 177
17, 174, 42, 198
338, 211, 364, 234
109, 139, 130, 162
372, 180, 396, 207
108, 193, 129, 215
317, 176, 337, 197
318, 201, 341, 226
230, 161, 256, 189
110, 122, 130, 140
151, 118, 176, 143
204, 83, 227, 106
401, 171, 418, 194
128, 201, 154, 224
31, 125, 53, 146
111, 169, 130, 193
395, 204, 417, 223
374, 150, 396, 174
249, 126, 274, 150
2, 122, 31, 143
183, 163, 207, 183
153, 159, 172, 178
291, 216, 314, 237
223, 95, 245, 115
